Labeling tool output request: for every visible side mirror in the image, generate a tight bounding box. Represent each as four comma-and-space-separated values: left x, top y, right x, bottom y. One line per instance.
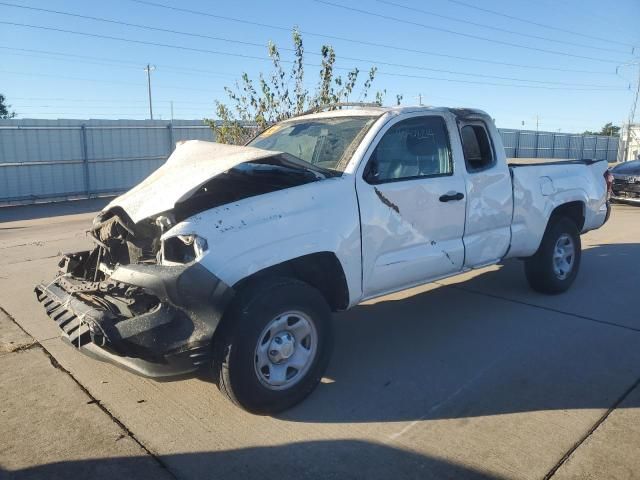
364, 153, 380, 184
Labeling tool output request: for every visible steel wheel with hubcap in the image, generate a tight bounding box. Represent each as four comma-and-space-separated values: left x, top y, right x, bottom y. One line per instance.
254, 311, 318, 390
214, 277, 333, 414
552, 233, 575, 280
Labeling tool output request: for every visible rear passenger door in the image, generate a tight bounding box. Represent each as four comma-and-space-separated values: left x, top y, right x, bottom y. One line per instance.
356, 113, 467, 299
457, 118, 513, 268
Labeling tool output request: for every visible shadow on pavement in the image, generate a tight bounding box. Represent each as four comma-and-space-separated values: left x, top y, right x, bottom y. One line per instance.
0, 197, 113, 223
1, 440, 503, 480
277, 243, 640, 423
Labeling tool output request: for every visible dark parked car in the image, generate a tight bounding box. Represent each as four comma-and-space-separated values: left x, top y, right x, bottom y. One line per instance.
611, 160, 640, 204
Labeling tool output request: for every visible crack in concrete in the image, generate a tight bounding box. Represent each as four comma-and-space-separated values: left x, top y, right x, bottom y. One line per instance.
0, 304, 179, 480
544, 375, 640, 479
431, 281, 640, 478
1, 341, 39, 354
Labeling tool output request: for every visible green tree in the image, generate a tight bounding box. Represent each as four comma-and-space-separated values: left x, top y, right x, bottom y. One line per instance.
0, 94, 16, 119
583, 122, 620, 136
206, 28, 402, 144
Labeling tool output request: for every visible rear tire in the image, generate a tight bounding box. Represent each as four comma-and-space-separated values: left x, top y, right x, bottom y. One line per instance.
525, 216, 581, 294
213, 277, 333, 414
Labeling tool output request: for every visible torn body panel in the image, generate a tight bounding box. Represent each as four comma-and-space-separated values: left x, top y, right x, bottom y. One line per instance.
106, 141, 288, 223
35, 257, 231, 377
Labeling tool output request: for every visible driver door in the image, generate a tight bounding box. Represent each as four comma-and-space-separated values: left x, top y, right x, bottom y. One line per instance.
356, 113, 467, 299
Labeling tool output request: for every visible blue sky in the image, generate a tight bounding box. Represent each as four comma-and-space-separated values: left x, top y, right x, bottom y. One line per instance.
1, 0, 638, 132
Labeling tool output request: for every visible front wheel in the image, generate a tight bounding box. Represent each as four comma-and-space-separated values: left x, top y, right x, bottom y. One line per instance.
213, 277, 333, 414
524, 216, 582, 294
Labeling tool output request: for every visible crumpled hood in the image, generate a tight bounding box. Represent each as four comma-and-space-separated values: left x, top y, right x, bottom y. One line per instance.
105, 140, 283, 223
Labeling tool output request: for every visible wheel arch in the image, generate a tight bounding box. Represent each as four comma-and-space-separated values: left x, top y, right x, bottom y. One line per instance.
548, 200, 586, 232
232, 252, 350, 312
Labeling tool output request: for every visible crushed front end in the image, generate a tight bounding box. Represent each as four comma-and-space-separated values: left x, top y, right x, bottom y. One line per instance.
34, 209, 232, 377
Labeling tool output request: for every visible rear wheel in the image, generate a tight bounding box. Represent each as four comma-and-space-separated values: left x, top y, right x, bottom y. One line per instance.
213, 277, 333, 414
525, 216, 581, 294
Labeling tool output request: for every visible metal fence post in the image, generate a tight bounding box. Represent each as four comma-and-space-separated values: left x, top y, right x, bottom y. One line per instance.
167, 122, 174, 155
580, 135, 585, 159
515, 130, 521, 158
534, 131, 540, 158
80, 124, 90, 197
551, 134, 556, 158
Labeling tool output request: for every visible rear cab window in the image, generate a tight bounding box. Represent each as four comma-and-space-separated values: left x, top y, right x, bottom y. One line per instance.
459, 122, 495, 172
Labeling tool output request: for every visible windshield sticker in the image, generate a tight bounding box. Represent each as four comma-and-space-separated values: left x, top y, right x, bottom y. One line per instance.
260, 124, 285, 138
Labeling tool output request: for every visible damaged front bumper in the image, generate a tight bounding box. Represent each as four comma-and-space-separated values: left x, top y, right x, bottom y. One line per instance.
35, 255, 232, 378
612, 180, 640, 203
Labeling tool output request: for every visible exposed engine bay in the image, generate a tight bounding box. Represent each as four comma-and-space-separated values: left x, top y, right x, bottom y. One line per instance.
34, 146, 331, 377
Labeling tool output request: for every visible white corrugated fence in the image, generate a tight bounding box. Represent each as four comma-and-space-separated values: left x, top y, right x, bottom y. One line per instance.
0, 118, 619, 206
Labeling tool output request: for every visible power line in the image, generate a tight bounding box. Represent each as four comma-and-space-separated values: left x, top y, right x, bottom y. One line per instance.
0, 46, 238, 79
0, 3, 625, 86
0, 21, 630, 91
1, 63, 627, 94
0, 40, 624, 89
444, 0, 637, 50
14, 105, 152, 109
529, 0, 626, 35
0, 21, 271, 62
12, 113, 210, 117
313, 0, 628, 64
3, 51, 234, 81
0, 2, 286, 53
125, 0, 615, 75
0, 69, 226, 93
10, 97, 203, 104
375, 0, 627, 54
0, 57, 629, 95
372, 70, 626, 91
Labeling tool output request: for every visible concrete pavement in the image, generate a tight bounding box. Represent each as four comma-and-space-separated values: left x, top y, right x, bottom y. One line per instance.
0, 311, 173, 480
0, 199, 638, 479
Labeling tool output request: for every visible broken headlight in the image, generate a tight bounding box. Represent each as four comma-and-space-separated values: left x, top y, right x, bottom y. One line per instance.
162, 234, 208, 264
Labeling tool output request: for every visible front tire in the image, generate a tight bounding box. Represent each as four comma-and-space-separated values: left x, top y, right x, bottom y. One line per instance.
525, 216, 581, 294
213, 277, 333, 414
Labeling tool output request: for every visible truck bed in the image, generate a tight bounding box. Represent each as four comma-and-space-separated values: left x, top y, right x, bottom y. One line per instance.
506, 157, 609, 259
508, 158, 606, 167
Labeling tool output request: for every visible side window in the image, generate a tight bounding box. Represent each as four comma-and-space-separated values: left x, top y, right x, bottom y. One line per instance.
364, 116, 452, 184
460, 123, 494, 172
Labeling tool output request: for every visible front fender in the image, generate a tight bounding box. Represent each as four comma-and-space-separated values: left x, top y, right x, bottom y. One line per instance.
165, 177, 363, 305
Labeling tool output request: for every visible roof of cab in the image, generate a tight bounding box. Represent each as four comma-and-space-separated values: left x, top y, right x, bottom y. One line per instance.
286, 105, 490, 122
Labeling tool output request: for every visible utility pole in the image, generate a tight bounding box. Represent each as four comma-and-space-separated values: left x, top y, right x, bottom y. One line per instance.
622, 63, 640, 162
416, 93, 423, 106
170, 101, 174, 122
535, 114, 539, 132
144, 64, 156, 120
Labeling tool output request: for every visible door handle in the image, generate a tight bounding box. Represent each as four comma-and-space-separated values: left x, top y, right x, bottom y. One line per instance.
439, 192, 465, 202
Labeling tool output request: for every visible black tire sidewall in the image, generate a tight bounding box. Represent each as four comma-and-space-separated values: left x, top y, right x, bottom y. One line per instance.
221, 278, 333, 414
526, 217, 581, 293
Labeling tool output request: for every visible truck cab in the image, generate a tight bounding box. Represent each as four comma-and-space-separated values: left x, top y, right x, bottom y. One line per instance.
351, 107, 513, 298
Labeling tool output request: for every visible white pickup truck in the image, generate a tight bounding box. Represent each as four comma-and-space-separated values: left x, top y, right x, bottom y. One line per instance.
36, 105, 611, 413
